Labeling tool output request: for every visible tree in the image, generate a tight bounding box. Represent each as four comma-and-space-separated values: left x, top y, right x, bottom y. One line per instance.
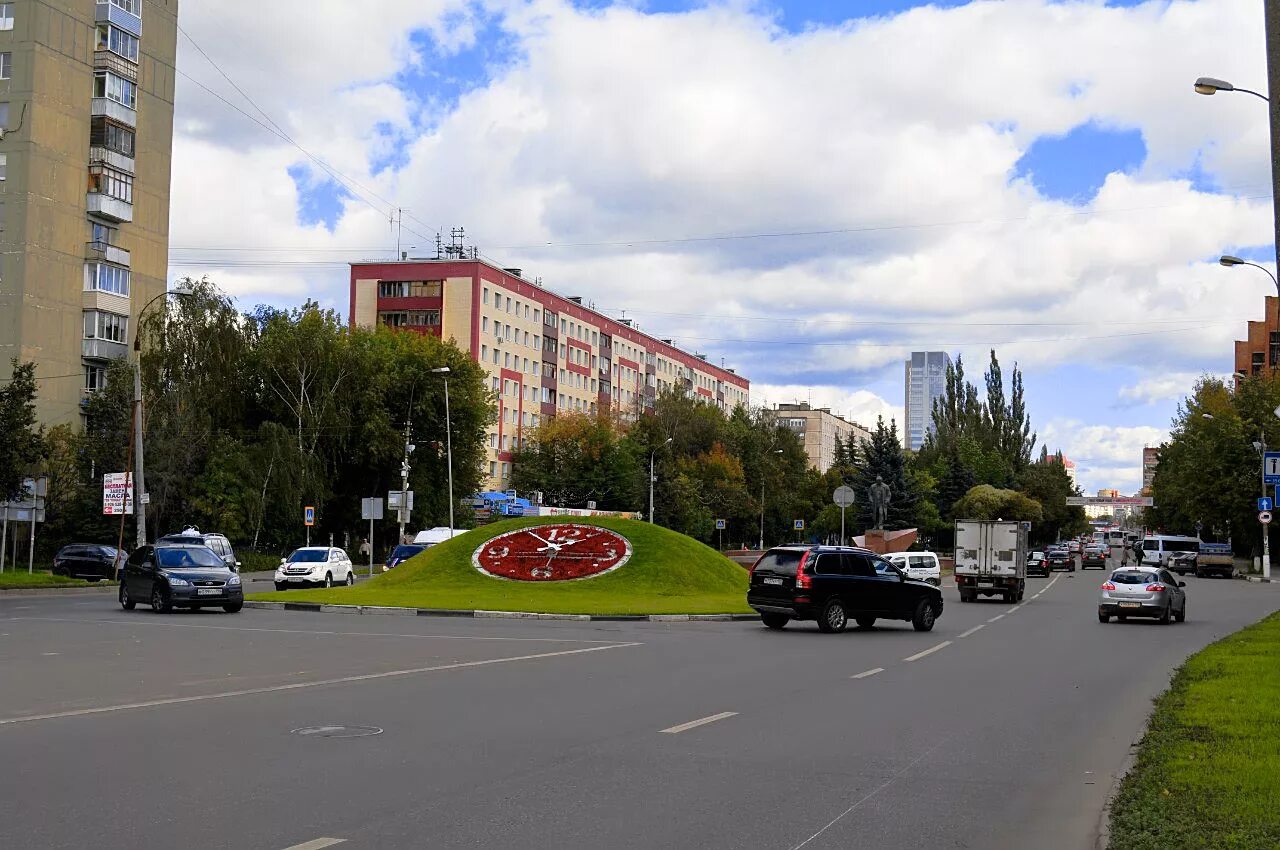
1017, 454, 1088, 545
952, 484, 1043, 523
511, 412, 643, 510
0, 360, 45, 500
852, 417, 917, 531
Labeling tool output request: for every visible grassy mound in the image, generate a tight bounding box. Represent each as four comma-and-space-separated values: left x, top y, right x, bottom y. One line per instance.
0, 571, 94, 589
248, 517, 751, 615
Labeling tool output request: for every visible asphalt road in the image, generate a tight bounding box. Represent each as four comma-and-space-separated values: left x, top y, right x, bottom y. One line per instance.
1, 563, 1276, 850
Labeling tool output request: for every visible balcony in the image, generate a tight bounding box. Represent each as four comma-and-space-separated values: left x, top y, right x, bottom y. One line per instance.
96, 1, 142, 37
87, 193, 133, 223
89, 146, 134, 174
90, 98, 136, 128
82, 337, 128, 361
93, 48, 138, 81
85, 240, 130, 266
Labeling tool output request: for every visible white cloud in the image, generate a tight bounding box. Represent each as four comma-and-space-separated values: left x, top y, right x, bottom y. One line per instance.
753, 384, 901, 432
1041, 420, 1168, 494
1118, 372, 1211, 406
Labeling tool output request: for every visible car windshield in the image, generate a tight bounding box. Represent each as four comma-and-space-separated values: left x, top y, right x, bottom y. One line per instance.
156, 547, 225, 569
288, 549, 329, 563
1112, 572, 1157, 585
1029, 551, 1044, 559
754, 550, 802, 576
391, 545, 424, 559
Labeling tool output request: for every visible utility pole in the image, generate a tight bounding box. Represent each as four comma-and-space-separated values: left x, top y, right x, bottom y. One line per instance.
1263, 430, 1272, 580
398, 418, 412, 546
133, 359, 146, 547
648, 437, 671, 523
1265, 1, 1280, 277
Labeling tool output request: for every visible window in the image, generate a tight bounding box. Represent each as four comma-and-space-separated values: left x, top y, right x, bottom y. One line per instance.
489, 434, 498, 449
90, 222, 115, 245
90, 117, 135, 157
96, 24, 139, 62
533, 335, 540, 349
483, 287, 489, 305
501, 462, 510, 478
83, 310, 128, 342
489, 461, 497, 477
88, 165, 133, 202
0, 6, 11, 31
534, 309, 541, 323
0, 53, 10, 80
104, 0, 141, 15
505, 297, 511, 313
481, 344, 488, 361
504, 352, 510, 368
84, 262, 130, 296
379, 281, 408, 298
482, 317, 489, 332
84, 365, 108, 393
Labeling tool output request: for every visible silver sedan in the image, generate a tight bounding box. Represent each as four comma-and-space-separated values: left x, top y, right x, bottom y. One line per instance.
1098, 567, 1186, 624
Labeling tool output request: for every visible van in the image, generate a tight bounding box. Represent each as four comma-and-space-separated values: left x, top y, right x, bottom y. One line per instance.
885, 551, 942, 586
1136, 535, 1199, 568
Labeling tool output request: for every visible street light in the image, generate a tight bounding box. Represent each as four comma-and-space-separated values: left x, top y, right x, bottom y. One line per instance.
758, 448, 784, 550
649, 437, 672, 523
1221, 254, 1280, 332
1193, 76, 1270, 101
429, 367, 454, 535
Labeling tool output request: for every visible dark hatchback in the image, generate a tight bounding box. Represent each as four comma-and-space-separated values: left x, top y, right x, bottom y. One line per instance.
119, 543, 243, 614
385, 544, 425, 570
52, 544, 125, 581
747, 545, 943, 633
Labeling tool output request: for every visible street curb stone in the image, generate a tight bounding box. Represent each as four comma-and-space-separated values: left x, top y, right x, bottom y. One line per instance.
0, 585, 116, 597
242, 600, 758, 622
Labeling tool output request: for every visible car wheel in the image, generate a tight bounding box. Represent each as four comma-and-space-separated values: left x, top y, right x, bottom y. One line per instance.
1098, 612, 1110, 623
1174, 601, 1186, 623
855, 616, 876, 629
345, 571, 355, 587
817, 598, 848, 633
912, 600, 936, 632
274, 582, 287, 591
150, 585, 172, 614
1158, 604, 1172, 625
119, 583, 136, 611
928, 578, 940, 587
323, 572, 333, 588
222, 602, 243, 614
760, 613, 789, 630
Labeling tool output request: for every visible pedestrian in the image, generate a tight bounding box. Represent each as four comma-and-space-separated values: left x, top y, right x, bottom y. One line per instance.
358, 537, 370, 558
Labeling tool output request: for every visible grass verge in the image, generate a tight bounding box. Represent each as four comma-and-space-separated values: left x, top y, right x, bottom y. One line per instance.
0, 570, 95, 589
1107, 611, 1280, 849
248, 517, 751, 615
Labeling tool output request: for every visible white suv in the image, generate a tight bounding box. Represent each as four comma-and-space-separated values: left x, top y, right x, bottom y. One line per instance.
274, 547, 355, 590
886, 551, 942, 586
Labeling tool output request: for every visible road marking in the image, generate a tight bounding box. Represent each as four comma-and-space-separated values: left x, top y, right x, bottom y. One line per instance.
957, 624, 985, 638
660, 711, 738, 734
0, 642, 641, 727
6, 616, 621, 644
1006, 605, 1021, 614
987, 614, 1005, 622
903, 641, 952, 662
280, 840, 346, 850
850, 667, 884, 679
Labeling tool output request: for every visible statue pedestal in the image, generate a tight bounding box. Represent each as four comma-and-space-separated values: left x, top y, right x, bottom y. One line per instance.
860, 528, 918, 555
863, 529, 889, 554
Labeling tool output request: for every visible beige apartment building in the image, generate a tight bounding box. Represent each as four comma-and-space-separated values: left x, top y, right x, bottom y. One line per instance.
0, 0, 177, 426
772, 402, 870, 473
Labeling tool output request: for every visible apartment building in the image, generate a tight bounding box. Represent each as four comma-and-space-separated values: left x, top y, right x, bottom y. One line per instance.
0, 0, 177, 426
904, 351, 951, 451
349, 259, 751, 489
771, 402, 870, 472
1232, 295, 1279, 386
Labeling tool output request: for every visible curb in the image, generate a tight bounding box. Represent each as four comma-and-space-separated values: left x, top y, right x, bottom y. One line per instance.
0, 584, 117, 597
243, 600, 758, 622
1095, 724, 1149, 850
1238, 574, 1274, 583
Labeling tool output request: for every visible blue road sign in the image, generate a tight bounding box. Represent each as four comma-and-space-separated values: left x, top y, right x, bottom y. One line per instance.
715, 519, 726, 530
304, 506, 315, 526
1265, 452, 1280, 485
1259, 497, 1274, 513
793, 519, 805, 530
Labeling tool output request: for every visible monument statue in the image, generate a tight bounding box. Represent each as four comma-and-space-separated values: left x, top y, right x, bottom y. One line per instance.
868, 475, 892, 531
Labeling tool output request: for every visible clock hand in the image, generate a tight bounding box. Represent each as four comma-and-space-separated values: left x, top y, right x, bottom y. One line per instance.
527, 531, 560, 550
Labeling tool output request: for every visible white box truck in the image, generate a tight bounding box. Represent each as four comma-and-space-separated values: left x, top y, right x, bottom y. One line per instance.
954, 520, 1030, 603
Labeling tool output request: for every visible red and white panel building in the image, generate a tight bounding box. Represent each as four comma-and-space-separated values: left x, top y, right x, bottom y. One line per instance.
349, 259, 750, 489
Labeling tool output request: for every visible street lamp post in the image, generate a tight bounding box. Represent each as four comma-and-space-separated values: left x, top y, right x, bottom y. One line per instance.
1193, 76, 1270, 102
648, 437, 672, 523
1254, 432, 1272, 580
758, 448, 784, 550
429, 367, 454, 533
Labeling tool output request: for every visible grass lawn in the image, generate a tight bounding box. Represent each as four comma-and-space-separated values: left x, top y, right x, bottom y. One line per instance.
248, 517, 752, 615
1107, 611, 1280, 849
0, 570, 95, 589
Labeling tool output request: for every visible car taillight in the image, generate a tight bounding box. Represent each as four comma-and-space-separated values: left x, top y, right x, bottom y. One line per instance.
1146, 584, 1165, 592
795, 551, 812, 590
1101, 582, 1116, 591
1041, 560, 1048, 566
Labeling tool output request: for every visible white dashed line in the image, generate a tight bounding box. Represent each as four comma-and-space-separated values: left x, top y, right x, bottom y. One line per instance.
280, 839, 346, 850
660, 711, 738, 734
1006, 605, 1021, 614
988, 614, 1005, 623
957, 624, 985, 638
903, 641, 952, 662
851, 667, 885, 679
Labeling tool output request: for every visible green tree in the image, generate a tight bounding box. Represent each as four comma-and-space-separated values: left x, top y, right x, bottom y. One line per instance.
0, 360, 45, 500
852, 417, 917, 531
952, 484, 1043, 523
1016, 453, 1088, 545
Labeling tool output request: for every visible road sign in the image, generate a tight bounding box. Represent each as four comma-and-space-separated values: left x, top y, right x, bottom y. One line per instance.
1065, 496, 1154, 507
1266, 453, 1280, 485
1261, 511, 1273, 525
793, 519, 804, 530
102, 472, 133, 516
833, 485, 856, 508
304, 506, 315, 526
361, 498, 384, 521
715, 519, 726, 530
388, 490, 414, 511
1260, 497, 1274, 512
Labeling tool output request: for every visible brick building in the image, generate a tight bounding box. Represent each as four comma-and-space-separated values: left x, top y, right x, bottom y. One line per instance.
1233, 296, 1279, 385
349, 259, 750, 489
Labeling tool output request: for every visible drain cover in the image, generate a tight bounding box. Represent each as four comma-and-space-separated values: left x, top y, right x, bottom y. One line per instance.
291, 725, 383, 738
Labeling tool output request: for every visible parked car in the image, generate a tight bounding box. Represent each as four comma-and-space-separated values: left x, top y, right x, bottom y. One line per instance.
1135, 535, 1199, 568
1026, 550, 1050, 577
747, 545, 944, 633
1098, 567, 1186, 624
119, 543, 243, 613
1081, 545, 1108, 569
884, 551, 942, 586
385, 543, 426, 571
1047, 547, 1074, 572
52, 544, 126, 581
155, 527, 240, 572
274, 546, 356, 590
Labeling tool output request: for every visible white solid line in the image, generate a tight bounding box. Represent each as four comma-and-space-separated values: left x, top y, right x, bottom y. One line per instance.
987, 614, 1005, 623
1006, 605, 1021, 614
6, 616, 620, 644
957, 624, 985, 638
660, 711, 738, 734
280, 840, 346, 850
903, 641, 952, 662
851, 667, 885, 679
0, 642, 641, 727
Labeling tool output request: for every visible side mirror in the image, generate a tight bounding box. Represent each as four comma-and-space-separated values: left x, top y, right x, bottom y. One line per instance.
1178, 581, 1187, 587
279, 557, 287, 565
234, 561, 242, 571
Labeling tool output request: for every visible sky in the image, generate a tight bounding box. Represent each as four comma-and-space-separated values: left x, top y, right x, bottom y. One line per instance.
166, 0, 1274, 495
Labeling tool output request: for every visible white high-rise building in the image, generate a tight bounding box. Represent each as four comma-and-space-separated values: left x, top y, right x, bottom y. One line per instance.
903, 351, 952, 451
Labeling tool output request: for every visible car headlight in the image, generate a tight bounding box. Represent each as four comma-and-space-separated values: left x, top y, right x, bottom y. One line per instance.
161, 573, 190, 586
227, 574, 241, 586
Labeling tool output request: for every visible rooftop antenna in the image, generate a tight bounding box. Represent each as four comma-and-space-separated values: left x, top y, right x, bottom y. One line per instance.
435, 231, 443, 260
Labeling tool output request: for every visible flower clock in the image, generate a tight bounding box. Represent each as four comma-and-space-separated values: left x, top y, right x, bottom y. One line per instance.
472, 524, 632, 581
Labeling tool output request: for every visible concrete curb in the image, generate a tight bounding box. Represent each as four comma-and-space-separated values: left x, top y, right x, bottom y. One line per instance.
242, 600, 758, 622
1238, 574, 1274, 583
1095, 722, 1149, 850
0, 584, 117, 597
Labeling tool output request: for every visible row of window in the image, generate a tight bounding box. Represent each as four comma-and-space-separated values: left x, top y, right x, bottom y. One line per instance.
83, 310, 128, 342
88, 164, 133, 203
85, 262, 130, 296
99, 0, 142, 16
94, 71, 137, 109
97, 23, 139, 62
380, 310, 440, 328
378, 280, 442, 298
90, 116, 136, 157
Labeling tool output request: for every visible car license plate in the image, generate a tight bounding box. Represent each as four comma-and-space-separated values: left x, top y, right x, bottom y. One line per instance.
196, 588, 221, 596
1119, 601, 1141, 608
978, 578, 993, 585
763, 577, 783, 585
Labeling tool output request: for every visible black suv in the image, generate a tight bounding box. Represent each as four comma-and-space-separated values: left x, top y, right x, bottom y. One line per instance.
119, 542, 243, 614
747, 545, 944, 633
52, 544, 126, 581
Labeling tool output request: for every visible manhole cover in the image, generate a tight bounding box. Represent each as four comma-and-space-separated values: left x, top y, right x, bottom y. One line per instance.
291, 725, 383, 739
